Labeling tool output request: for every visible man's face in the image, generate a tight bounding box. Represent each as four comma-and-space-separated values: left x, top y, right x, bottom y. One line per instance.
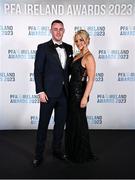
50, 22, 65, 42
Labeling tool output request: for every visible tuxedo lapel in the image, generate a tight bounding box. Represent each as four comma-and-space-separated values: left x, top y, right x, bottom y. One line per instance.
63, 44, 72, 70
48, 40, 63, 68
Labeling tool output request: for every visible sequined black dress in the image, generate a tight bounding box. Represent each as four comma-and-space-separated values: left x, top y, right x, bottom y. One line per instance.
65, 56, 93, 163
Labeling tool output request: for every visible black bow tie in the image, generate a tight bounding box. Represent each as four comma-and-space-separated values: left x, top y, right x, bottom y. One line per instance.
54, 43, 64, 48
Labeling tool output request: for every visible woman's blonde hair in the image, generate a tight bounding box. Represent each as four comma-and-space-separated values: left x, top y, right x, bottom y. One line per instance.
74, 29, 90, 46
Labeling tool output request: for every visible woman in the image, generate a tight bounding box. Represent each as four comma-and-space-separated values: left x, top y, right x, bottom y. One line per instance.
65, 29, 96, 163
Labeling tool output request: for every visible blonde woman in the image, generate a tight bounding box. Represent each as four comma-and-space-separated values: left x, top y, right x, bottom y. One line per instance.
65, 29, 97, 163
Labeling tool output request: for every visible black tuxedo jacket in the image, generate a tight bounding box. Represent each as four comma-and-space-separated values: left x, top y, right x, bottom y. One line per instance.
34, 39, 73, 97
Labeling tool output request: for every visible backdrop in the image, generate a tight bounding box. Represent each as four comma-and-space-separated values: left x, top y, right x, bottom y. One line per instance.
0, 0, 135, 129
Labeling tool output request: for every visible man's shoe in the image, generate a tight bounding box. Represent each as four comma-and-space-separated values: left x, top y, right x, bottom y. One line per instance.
32, 159, 43, 167
53, 152, 67, 161
89, 154, 99, 161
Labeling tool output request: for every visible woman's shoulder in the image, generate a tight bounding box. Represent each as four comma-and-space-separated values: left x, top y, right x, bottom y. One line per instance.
83, 51, 95, 66
83, 51, 93, 60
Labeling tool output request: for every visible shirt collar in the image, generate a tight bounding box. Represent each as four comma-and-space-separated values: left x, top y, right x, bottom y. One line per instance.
52, 39, 62, 45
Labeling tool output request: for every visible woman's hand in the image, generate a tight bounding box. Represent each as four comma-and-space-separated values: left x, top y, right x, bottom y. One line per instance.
80, 96, 88, 108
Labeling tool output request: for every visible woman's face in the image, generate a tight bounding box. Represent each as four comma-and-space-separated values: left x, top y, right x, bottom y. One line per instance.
74, 34, 87, 51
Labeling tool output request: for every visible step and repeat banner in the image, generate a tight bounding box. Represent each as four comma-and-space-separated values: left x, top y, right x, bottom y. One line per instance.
0, 0, 135, 129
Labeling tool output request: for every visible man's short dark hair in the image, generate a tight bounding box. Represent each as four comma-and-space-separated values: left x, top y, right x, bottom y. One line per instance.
51, 20, 64, 28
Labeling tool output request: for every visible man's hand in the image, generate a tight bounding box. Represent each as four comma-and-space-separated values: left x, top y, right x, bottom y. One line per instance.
39, 92, 48, 103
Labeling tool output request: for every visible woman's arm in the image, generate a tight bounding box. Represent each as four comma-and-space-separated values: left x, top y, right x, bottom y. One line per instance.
80, 54, 96, 108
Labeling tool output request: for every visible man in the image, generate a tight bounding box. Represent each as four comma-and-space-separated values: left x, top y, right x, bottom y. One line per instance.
33, 20, 73, 167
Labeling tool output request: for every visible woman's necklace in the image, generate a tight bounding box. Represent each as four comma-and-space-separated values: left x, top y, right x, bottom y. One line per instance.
74, 49, 89, 62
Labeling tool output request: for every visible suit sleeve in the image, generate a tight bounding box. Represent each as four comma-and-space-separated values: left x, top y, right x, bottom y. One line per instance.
34, 44, 45, 94
68, 45, 73, 75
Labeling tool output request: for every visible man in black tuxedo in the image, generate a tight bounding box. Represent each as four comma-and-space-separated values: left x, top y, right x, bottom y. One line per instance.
33, 20, 73, 167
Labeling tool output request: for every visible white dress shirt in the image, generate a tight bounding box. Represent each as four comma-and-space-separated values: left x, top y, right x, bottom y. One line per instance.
53, 40, 67, 69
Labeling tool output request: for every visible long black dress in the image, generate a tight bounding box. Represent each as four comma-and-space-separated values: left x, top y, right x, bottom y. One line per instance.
65, 56, 93, 163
